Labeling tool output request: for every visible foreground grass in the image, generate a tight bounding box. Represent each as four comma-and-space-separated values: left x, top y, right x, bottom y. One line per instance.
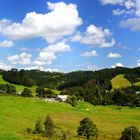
111, 74, 131, 89
0, 96, 139, 140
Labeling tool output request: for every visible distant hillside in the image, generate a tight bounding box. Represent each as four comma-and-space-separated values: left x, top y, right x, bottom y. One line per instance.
0, 75, 37, 92
1, 67, 140, 90
111, 74, 131, 89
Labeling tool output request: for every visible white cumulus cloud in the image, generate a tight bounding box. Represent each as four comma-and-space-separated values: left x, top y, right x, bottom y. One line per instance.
107, 52, 122, 58
0, 2, 82, 43
120, 18, 140, 30
7, 52, 32, 65
112, 62, 124, 68
0, 40, 14, 47
0, 61, 12, 70
37, 42, 71, 65
100, 0, 124, 5
81, 50, 98, 57
72, 24, 116, 48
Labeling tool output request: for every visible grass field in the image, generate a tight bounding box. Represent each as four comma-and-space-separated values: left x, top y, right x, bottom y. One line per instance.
111, 74, 131, 89
0, 96, 139, 140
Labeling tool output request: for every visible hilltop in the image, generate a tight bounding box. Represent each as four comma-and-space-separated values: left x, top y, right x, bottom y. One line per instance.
1, 67, 140, 90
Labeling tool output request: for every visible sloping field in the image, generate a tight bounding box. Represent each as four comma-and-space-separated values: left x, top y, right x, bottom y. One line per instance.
0, 75, 60, 94
0, 75, 37, 92
0, 96, 139, 140
111, 74, 131, 89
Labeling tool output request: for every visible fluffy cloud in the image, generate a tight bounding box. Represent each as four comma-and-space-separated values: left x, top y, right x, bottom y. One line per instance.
107, 52, 122, 58
112, 62, 124, 68
0, 62, 12, 70
100, 0, 124, 5
7, 52, 32, 65
137, 63, 140, 66
113, 9, 126, 15
81, 50, 98, 57
37, 42, 71, 64
7, 54, 19, 64
72, 25, 116, 47
0, 40, 14, 47
0, 2, 82, 43
100, 0, 140, 30
21, 65, 61, 72
120, 18, 140, 30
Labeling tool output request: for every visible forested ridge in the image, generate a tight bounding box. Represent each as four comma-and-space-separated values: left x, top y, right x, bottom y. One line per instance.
1, 67, 140, 89
0, 67, 140, 107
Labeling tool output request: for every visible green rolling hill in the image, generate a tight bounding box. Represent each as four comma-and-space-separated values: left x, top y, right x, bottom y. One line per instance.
111, 74, 131, 89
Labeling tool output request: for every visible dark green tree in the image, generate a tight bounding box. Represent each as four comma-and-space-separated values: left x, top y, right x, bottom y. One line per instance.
77, 117, 98, 140
44, 115, 54, 137
120, 126, 140, 140
34, 118, 43, 134
36, 87, 46, 97
21, 88, 32, 97
66, 95, 77, 107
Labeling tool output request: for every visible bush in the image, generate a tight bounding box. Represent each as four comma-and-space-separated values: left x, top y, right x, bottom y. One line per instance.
21, 88, 33, 97
120, 126, 140, 140
77, 117, 98, 140
26, 128, 32, 134
66, 95, 77, 107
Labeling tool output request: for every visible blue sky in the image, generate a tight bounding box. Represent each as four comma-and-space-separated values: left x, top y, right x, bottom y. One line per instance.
0, 0, 140, 72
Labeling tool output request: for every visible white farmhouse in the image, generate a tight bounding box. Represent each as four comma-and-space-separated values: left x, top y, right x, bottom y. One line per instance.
57, 95, 68, 102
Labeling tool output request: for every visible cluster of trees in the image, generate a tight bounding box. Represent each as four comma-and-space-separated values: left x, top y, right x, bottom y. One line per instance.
61, 85, 140, 107
3, 69, 35, 87
1, 67, 140, 107
26, 115, 98, 140
26, 115, 140, 140
2, 67, 140, 90
21, 88, 33, 97
36, 87, 56, 98
112, 87, 140, 107
0, 84, 16, 94
26, 115, 70, 139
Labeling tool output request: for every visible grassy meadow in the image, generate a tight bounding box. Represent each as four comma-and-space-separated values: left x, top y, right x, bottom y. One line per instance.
111, 74, 131, 89
0, 96, 139, 140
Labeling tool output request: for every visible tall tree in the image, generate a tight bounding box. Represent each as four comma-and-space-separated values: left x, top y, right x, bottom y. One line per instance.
77, 117, 98, 140
120, 126, 140, 140
44, 115, 54, 137
34, 118, 43, 134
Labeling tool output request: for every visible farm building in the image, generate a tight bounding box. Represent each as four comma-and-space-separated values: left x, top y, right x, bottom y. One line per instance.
57, 95, 68, 102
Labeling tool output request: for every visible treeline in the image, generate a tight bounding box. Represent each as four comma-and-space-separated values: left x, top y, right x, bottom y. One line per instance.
60, 85, 140, 107
0, 84, 16, 94
3, 69, 35, 87
1, 67, 140, 89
